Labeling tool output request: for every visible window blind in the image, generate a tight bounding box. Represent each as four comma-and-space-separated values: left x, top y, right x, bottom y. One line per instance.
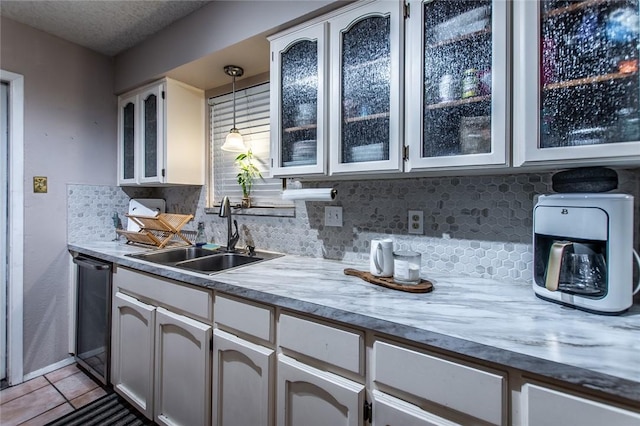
210, 83, 289, 207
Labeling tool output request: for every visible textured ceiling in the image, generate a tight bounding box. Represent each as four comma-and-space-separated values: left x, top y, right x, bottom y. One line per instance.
0, 0, 212, 56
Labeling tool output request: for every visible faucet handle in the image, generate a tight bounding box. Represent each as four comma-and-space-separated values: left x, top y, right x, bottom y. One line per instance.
246, 245, 256, 256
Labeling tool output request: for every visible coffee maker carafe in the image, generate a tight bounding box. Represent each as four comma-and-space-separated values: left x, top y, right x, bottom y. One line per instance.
533, 193, 640, 314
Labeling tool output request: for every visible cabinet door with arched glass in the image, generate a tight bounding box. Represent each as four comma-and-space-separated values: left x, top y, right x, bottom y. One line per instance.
406, 0, 509, 172
138, 84, 165, 184
514, 0, 640, 166
117, 94, 138, 185
270, 22, 327, 178
329, 0, 404, 176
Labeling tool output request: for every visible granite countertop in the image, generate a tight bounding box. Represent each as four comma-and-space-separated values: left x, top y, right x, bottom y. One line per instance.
69, 241, 640, 404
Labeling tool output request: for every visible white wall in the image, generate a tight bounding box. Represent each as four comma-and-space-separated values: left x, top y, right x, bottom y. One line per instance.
0, 16, 116, 375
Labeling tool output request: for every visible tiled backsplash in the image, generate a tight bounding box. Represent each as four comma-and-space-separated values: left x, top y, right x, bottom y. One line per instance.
67, 168, 640, 283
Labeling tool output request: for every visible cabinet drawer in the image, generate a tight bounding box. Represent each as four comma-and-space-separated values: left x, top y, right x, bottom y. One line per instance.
279, 313, 364, 375
214, 294, 274, 343
523, 383, 640, 425
114, 266, 212, 322
373, 340, 505, 425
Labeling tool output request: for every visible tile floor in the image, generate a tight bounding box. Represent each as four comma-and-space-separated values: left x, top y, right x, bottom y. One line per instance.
0, 363, 108, 426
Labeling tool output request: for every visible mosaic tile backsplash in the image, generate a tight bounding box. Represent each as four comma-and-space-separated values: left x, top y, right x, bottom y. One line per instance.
67, 168, 640, 283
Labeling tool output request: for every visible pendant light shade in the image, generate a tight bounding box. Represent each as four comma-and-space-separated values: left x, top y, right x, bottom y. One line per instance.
221, 65, 247, 152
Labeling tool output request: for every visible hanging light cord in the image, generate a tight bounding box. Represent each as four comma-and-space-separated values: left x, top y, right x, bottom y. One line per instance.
231, 73, 237, 130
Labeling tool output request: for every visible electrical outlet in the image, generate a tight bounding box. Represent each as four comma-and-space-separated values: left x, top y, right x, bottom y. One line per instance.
408, 210, 424, 234
324, 206, 343, 227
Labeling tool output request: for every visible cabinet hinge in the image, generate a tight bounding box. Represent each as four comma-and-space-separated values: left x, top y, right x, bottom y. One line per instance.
271, 51, 274, 62
364, 400, 373, 423
404, 2, 410, 19
161, 91, 165, 100
161, 168, 166, 178
209, 337, 213, 352
403, 145, 409, 161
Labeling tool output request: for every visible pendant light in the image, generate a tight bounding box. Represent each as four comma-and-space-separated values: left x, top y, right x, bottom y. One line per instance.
221, 65, 247, 152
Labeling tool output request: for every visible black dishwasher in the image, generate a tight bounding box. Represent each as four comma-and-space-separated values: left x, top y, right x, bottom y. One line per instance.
73, 255, 112, 385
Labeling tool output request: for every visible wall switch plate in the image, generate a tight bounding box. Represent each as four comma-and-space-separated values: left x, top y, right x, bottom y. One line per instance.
408, 210, 424, 234
325, 206, 343, 227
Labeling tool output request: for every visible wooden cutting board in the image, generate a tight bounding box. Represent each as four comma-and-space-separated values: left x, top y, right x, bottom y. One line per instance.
344, 268, 433, 293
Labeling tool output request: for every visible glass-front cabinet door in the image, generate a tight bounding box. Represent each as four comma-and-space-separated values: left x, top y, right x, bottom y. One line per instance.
514, 0, 640, 166
117, 94, 138, 185
270, 23, 327, 178
138, 84, 165, 184
329, 0, 404, 175
406, 0, 509, 172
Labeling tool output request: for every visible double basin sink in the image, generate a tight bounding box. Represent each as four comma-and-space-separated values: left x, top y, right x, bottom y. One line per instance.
128, 246, 282, 275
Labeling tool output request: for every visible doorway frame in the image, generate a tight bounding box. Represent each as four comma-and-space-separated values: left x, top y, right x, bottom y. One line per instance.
1, 69, 24, 385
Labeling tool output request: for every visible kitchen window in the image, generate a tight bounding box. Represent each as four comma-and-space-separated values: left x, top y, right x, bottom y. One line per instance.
209, 83, 292, 210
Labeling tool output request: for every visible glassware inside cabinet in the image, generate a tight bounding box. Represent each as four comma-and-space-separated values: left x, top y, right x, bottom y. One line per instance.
422, 0, 493, 158
539, 0, 640, 148
280, 39, 319, 167
340, 14, 391, 164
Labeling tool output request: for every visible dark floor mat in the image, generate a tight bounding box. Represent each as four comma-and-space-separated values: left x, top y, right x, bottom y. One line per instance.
45, 392, 154, 426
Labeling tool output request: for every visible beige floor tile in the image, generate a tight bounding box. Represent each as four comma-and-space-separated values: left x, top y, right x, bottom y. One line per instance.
69, 386, 107, 409
52, 372, 98, 401
19, 402, 75, 426
0, 385, 66, 426
44, 364, 80, 384
0, 376, 48, 405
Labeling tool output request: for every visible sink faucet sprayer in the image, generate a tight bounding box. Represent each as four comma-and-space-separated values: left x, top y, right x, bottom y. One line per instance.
218, 196, 239, 252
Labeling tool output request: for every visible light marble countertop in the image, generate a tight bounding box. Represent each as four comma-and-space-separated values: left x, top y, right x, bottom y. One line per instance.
69, 241, 640, 404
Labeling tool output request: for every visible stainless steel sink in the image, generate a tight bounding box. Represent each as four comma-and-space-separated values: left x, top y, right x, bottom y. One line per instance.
176, 251, 282, 274
127, 246, 223, 264
127, 246, 282, 274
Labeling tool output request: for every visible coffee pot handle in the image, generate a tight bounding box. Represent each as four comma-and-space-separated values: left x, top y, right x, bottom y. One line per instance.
633, 249, 640, 295
545, 241, 573, 292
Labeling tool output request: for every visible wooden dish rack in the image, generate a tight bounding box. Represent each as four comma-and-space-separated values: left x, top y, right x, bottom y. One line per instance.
116, 213, 195, 248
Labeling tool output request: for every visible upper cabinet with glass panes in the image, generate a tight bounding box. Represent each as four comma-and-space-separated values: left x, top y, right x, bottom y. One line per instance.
269, 0, 403, 178
513, 0, 640, 166
405, 0, 509, 172
328, 0, 404, 175
270, 23, 328, 177
117, 78, 205, 186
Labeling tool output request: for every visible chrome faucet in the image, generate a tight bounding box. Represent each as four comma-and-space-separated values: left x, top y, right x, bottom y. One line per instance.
218, 196, 239, 252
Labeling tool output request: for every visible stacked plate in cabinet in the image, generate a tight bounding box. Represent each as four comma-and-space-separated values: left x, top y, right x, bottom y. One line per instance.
351, 143, 384, 162
285, 139, 316, 166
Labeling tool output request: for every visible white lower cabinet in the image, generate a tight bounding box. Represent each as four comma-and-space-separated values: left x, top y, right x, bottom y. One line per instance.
372, 339, 506, 425
212, 329, 274, 426
277, 354, 365, 426
521, 382, 640, 426
112, 292, 155, 419
111, 267, 212, 426
371, 390, 458, 426
154, 307, 211, 426
213, 294, 276, 426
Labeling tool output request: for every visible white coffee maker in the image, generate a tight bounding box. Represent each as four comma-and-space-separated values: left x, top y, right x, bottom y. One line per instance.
533, 193, 639, 314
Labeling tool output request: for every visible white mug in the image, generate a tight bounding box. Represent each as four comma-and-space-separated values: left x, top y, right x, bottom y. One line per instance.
370, 238, 393, 277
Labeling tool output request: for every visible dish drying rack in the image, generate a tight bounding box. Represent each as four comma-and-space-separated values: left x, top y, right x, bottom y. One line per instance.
117, 213, 195, 248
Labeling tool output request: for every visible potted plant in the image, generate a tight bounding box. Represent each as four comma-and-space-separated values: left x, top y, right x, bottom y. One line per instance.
235, 149, 263, 208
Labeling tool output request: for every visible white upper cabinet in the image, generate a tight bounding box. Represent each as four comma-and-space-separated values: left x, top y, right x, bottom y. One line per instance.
269, 0, 404, 178
513, 0, 640, 167
406, 0, 509, 172
270, 23, 328, 178
117, 77, 205, 186
328, 0, 404, 176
